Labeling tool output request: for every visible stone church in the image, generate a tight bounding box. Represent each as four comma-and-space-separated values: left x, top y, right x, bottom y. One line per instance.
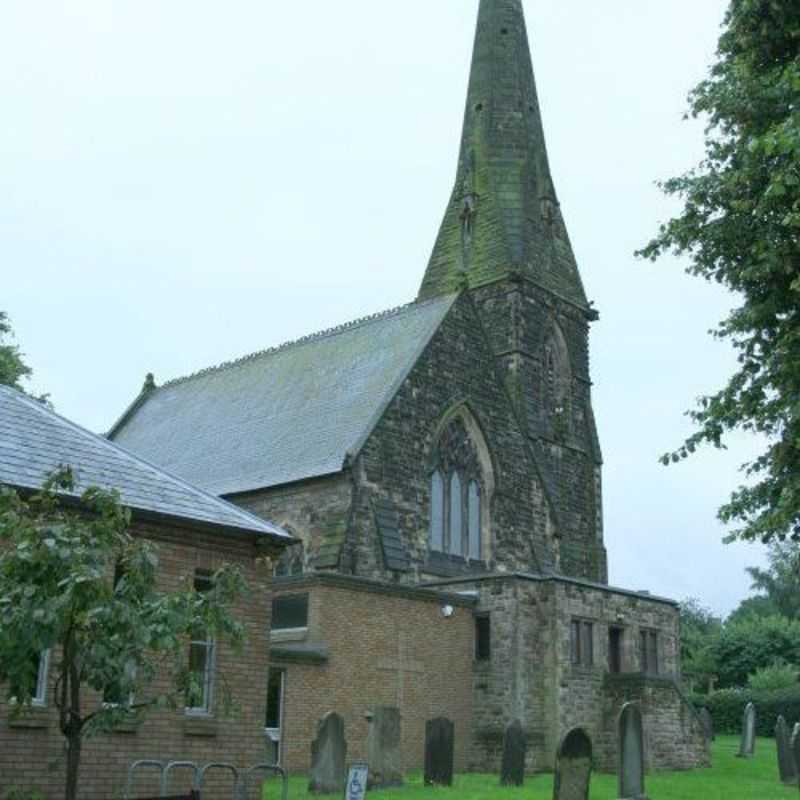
110, 0, 708, 776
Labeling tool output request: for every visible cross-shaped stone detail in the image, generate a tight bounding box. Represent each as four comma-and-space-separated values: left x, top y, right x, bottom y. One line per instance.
377, 632, 425, 711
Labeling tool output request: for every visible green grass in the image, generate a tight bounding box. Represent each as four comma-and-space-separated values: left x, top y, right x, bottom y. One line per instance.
262, 737, 797, 799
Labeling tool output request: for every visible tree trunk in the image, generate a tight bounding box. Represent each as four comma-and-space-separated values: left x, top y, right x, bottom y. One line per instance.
65, 731, 82, 800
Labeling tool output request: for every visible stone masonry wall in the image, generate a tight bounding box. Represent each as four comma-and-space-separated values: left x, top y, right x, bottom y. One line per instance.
353, 292, 558, 583
550, 580, 708, 772
603, 676, 710, 773
422, 574, 707, 775
233, 474, 353, 572
269, 575, 475, 775
0, 521, 273, 800
471, 279, 608, 584
468, 578, 552, 773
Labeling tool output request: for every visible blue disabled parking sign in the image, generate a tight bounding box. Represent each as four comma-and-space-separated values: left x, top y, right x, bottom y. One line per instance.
345, 763, 369, 800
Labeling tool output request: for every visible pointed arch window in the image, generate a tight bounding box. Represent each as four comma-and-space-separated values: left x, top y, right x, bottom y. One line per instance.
449, 472, 463, 555
430, 470, 445, 551
428, 416, 488, 561
468, 480, 481, 560
542, 325, 572, 435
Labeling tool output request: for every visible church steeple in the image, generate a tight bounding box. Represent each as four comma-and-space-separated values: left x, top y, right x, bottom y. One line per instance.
419, 0, 588, 310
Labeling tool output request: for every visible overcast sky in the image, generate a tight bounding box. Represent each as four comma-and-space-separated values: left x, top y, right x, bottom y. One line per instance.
2, 0, 767, 616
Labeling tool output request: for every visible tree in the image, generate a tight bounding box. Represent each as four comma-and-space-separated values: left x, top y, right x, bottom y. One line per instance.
638, 0, 800, 544
0, 469, 248, 800
679, 598, 723, 691
0, 312, 32, 390
727, 594, 781, 625
713, 614, 800, 688
745, 540, 800, 619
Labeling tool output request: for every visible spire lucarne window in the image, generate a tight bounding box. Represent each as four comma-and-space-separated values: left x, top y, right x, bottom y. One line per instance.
419, 0, 590, 309
429, 418, 484, 560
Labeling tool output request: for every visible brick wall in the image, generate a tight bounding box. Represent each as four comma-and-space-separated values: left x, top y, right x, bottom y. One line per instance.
0, 520, 273, 800
269, 574, 475, 776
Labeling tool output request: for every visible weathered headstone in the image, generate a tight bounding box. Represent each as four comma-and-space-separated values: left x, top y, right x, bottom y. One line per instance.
775, 716, 797, 785
553, 728, 592, 800
345, 763, 369, 800
792, 724, 800, 789
699, 708, 715, 742
736, 702, 756, 759
424, 717, 455, 787
500, 719, 526, 786
308, 712, 347, 794
366, 706, 403, 789
618, 703, 648, 800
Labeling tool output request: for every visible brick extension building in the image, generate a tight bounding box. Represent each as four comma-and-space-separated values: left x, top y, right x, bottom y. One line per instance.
0, 386, 293, 798
111, 0, 709, 777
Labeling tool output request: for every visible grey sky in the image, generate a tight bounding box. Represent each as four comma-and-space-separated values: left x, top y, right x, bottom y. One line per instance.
2, 0, 765, 615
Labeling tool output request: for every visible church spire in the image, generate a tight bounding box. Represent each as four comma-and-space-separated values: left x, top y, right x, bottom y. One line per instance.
419, 0, 588, 309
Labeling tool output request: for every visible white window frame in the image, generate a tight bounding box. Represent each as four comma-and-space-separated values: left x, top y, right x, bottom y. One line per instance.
32, 649, 49, 707
185, 636, 216, 716
264, 668, 285, 765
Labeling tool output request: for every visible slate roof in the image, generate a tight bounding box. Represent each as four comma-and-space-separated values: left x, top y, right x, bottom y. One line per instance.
111, 296, 457, 496
0, 385, 292, 542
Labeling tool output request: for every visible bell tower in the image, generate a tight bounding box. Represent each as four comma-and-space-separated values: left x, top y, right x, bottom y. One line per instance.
420, 0, 607, 582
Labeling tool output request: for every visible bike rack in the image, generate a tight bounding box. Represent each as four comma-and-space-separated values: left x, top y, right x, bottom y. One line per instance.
125, 760, 166, 800
163, 761, 201, 795
197, 762, 240, 799
238, 764, 288, 800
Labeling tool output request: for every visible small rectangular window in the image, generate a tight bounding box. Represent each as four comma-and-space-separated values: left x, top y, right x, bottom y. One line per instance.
609, 627, 623, 674
475, 615, 491, 661
272, 593, 309, 631
640, 629, 659, 675
570, 620, 581, 665
265, 668, 285, 765
186, 569, 215, 714
11, 651, 49, 706
571, 619, 594, 667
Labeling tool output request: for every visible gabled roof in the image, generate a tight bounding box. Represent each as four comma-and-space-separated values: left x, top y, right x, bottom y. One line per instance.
0, 385, 292, 542
111, 296, 457, 497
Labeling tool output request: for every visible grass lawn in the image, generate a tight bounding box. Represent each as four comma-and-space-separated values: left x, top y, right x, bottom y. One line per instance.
262, 736, 796, 799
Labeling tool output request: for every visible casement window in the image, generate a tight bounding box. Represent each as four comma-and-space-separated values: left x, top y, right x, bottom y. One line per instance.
265, 668, 285, 765
640, 629, 659, 675
12, 650, 50, 706
271, 593, 309, 631
475, 615, 491, 661
103, 562, 134, 707
186, 569, 215, 715
570, 619, 594, 667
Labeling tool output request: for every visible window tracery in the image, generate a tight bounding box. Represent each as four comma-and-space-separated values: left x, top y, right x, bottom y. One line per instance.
429, 417, 485, 560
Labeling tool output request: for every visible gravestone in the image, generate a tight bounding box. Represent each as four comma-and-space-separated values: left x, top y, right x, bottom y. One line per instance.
776, 716, 797, 785
308, 712, 347, 794
736, 702, 756, 759
618, 703, 648, 800
366, 706, 403, 789
793, 725, 800, 788
500, 719, 526, 786
699, 708, 714, 742
424, 717, 455, 787
553, 728, 592, 800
